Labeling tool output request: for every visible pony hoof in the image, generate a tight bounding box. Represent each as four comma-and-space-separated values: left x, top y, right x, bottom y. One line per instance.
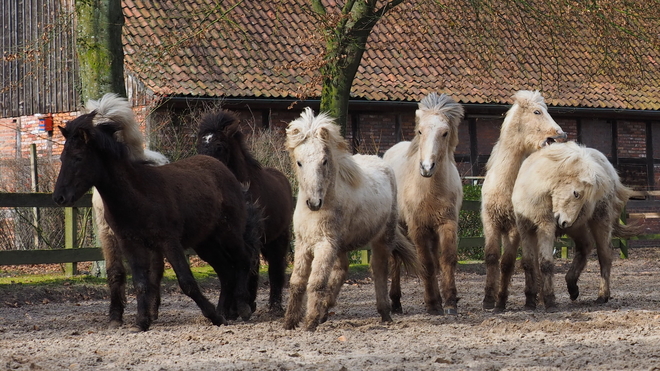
482, 300, 495, 311
426, 307, 444, 315
493, 306, 506, 314
595, 296, 609, 304
545, 305, 559, 313
523, 304, 536, 312
238, 304, 252, 322
269, 305, 285, 317
108, 320, 123, 330
444, 308, 458, 315
129, 325, 147, 333
381, 314, 393, 323
391, 304, 403, 314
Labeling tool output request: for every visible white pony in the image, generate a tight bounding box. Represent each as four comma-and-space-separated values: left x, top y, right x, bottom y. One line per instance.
86, 93, 169, 329
383, 92, 464, 315
513, 141, 638, 311
283, 108, 417, 331
481, 90, 567, 311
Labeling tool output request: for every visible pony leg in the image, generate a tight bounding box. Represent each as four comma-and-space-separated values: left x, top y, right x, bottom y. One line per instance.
536, 226, 558, 311
591, 221, 614, 304
161, 242, 228, 327
482, 217, 501, 310
147, 250, 164, 322
389, 255, 402, 314
262, 232, 290, 315
411, 228, 442, 315
303, 241, 338, 331
371, 241, 393, 323
100, 230, 126, 329
438, 221, 459, 315
519, 224, 539, 311
495, 230, 520, 312
565, 229, 594, 301
323, 252, 349, 323
121, 242, 157, 332
284, 242, 313, 330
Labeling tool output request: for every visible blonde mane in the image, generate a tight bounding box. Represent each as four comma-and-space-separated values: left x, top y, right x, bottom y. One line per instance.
535, 141, 609, 204
286, 107, 363, 187
86, 93, 145, 161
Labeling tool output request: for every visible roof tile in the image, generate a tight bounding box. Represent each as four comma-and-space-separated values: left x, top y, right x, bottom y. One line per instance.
123, 0, 660, 110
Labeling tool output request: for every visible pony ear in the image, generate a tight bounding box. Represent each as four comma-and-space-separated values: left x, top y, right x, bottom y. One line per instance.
317, 127, 329, 140
96, 121, 122, 139
58, 125, 68, 138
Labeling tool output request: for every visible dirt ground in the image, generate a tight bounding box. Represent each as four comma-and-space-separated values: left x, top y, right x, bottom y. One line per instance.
2, 248, 660, 371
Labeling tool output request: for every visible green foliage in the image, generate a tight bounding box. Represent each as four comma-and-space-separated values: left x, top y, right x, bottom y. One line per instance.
459, 184, 484, 260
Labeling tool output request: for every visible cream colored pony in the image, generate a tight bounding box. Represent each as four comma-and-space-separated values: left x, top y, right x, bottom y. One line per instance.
87, 93, 169, 328
383, 92, 464, 315
481, 90, 567, 311
284, 108, 417, 331
512, 141, 638, 311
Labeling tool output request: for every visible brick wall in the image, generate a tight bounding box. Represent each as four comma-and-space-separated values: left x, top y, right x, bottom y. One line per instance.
618, 120, 647, 158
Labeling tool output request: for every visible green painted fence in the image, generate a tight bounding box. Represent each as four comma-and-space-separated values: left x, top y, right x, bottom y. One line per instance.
0, 193, 649, 271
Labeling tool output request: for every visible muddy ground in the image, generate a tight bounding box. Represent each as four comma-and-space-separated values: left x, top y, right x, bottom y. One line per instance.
2, 248, 660, 370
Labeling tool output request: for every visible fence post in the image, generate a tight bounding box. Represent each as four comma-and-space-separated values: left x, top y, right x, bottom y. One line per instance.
64, 207, 78, 276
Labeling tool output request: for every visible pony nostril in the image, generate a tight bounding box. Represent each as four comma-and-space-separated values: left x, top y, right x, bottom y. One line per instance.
429, 162, 436, 170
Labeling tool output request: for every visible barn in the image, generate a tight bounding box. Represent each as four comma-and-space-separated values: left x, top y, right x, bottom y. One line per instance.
1, 1, 659, 203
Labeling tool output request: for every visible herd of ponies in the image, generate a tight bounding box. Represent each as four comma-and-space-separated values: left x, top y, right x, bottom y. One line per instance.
51, 91, 640, 332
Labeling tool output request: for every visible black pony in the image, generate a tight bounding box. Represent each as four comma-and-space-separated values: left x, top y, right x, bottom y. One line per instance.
53, 112, 260, 331
198, 110, 294, 314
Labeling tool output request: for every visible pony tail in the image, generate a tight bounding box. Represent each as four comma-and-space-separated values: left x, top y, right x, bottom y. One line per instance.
86, 93, 146, 161
392, 226, 423, 276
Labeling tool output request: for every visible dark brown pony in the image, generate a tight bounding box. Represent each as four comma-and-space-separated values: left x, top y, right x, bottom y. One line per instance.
53, 112, 260, 331
197, 110, 294, 314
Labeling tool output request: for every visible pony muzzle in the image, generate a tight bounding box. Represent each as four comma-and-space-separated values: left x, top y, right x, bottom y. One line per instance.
555, 214, 573, 229
419, 161, 436, 177
543, 131, 568, 146
306, 198, 323, 211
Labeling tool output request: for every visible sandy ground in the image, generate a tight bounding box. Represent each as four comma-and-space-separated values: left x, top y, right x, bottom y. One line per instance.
2, 248, 660, 370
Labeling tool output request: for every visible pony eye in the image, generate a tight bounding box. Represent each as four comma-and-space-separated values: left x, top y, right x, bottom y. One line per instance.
442, 132, 448, 137
573, 191, 580, 199
296, 161, 302, 167
534, 110, 541, 115
418, 130, 422, 135
322, 159, 328, 166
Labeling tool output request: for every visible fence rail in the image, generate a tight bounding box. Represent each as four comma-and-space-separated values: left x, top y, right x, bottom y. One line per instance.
0, 192, 655, 271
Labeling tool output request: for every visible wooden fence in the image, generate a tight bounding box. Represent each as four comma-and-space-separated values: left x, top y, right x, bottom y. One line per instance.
0, 192, 657, 274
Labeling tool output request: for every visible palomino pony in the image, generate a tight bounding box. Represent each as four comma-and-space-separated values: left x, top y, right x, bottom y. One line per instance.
283, 108, 418, 331
53, 113, 260, 331
383, 92, 464, 315
481, 90, 567, 312
197, 110, 294, 315
86, 93, 170, 329
512, 141, 640, 310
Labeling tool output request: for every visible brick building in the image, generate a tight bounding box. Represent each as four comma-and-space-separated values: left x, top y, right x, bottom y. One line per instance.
2, 0, 660, 195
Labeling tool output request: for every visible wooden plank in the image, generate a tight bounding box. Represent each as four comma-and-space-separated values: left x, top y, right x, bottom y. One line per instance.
461, 200, 481, 212
458, 237, 484, 248
0, 193, 93, 208
0, 248, 103, 265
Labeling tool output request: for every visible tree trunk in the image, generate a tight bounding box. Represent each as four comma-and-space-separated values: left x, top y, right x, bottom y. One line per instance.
75, 0, 126, 102
315, 0, 403, 136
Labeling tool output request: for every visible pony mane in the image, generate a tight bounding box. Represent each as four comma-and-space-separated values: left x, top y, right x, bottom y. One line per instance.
511, 90, 547, 111
86, 93, 145, 161
199, 110, 262, 170
418, 92, 465, 124
286, 107, 363, 187
540, 141, 609, 202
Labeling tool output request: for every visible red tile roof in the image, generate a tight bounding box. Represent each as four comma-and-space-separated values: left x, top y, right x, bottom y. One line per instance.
122, 0, 660, 110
